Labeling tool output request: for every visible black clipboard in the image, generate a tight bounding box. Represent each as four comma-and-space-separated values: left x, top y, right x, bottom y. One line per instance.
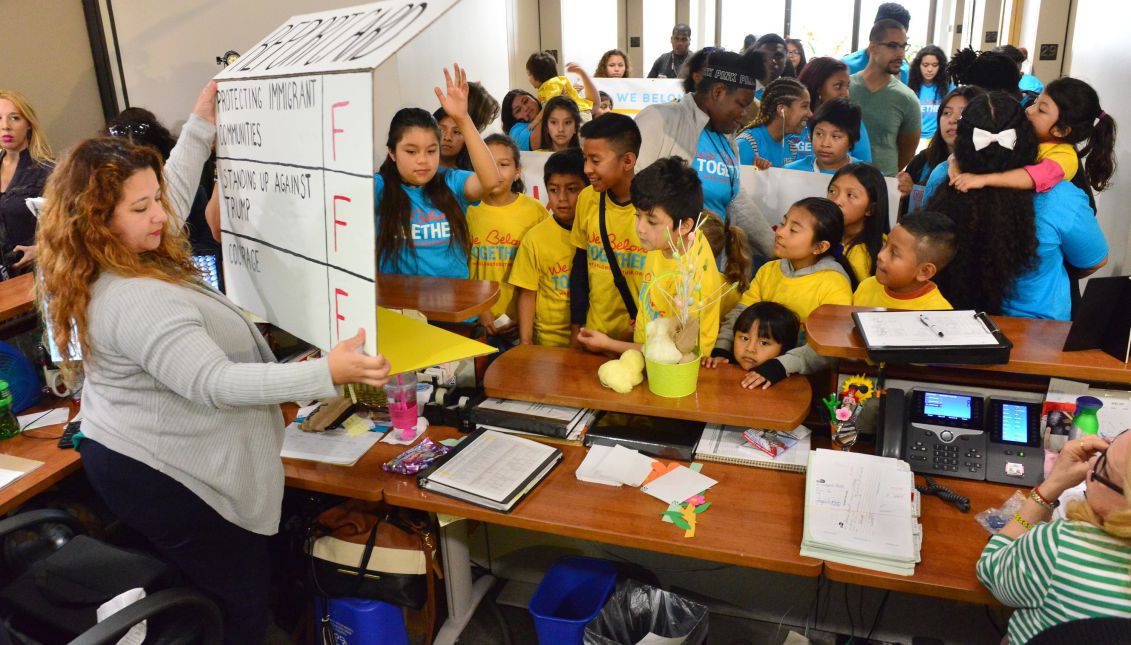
851, 310, 1013, 365
416, 427, 562, 513
1062, 275, 1131, 363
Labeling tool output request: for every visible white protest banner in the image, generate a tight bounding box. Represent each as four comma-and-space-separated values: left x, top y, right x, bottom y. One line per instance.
739, 167, 901, 230
594, 78, 684, 115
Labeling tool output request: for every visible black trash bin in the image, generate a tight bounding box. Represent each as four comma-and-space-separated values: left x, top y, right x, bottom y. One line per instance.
584, 580, 708, 645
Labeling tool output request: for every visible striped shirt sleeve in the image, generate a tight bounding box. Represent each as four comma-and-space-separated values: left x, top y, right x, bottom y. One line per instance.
976, 521, 1062, 608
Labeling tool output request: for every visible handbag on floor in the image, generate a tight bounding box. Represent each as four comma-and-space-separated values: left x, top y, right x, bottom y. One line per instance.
306, 500, 441, 644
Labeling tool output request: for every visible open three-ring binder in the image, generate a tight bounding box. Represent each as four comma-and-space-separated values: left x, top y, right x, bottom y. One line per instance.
851, 310, 1013, 364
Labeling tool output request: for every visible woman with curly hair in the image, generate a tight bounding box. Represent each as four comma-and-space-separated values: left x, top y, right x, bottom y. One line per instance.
594, 49, 631, 78
926, 91, 1107, 318
36, 82, 390, 644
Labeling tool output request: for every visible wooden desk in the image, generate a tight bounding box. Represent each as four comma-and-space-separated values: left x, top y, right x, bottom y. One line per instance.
483, 345, 813, 431
377, 274, 499, 323
825, 476, 1014, 605
378, 427, 822, 577
806, 304, 1131, 384
283, 426, 821, 644
0, 273, 35, 323
0, 401, 80, 516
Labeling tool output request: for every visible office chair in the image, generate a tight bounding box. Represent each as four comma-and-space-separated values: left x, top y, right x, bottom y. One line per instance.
1028, 616, 1131, 643
0, 509, 223, 644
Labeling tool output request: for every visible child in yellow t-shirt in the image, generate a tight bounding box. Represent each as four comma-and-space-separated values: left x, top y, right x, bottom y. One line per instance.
569, 114, 647, 349
527, 52, 607, 119
508, 149, 589, 347
468, 134, 548, 339
576, 157, 727, 356
827, 164, 890, 286
853, 210, 956, 310
714, 197, 855, 389
949, 78, 1117, 198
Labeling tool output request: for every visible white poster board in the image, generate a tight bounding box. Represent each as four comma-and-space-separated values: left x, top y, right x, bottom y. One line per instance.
740, 167, 901, 230
518, 151, 553, 208
213, 1, 465, 356
594, 78, 685, 115
520, 160, 900, 233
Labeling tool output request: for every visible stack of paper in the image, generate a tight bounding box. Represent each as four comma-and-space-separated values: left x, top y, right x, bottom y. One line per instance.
574, 444, 718, 502
801, 449, 921, 576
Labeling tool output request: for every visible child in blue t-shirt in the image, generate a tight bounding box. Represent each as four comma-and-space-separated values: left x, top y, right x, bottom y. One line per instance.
375, 65, 503, 278
736, 78, 811, 168
783, 98, 862, 175
908, 46, 953, 141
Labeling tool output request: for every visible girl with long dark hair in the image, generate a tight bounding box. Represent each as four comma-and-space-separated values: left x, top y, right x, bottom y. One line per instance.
376, 65, 503, 278
908, 45, 953, 141
926, 92, 1108, 319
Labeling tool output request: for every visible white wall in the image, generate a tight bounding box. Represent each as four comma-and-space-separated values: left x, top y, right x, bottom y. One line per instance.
1065, 0, 1131, 275
0, 0, 106, 154
1016, 0, 1071, 82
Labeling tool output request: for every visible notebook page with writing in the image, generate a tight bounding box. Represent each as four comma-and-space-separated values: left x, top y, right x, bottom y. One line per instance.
427, 430, 557, 503
854, 310, 999, 347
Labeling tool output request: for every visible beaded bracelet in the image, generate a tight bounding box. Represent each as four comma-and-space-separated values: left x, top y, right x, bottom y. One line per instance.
1031, 486, 1059, 510
1013, 511, 1033, 531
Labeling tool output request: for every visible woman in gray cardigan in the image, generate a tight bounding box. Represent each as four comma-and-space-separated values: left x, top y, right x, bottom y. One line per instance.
35, 82, 391, 644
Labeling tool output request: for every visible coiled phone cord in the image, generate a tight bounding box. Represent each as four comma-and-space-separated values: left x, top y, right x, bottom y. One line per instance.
917, 476, 971, 513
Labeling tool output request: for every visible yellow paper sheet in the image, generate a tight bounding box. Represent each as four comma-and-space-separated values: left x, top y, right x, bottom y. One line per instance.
377, 307, 495, 375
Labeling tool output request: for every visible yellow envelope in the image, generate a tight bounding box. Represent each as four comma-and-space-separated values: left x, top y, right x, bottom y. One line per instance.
376, 307, 495, 375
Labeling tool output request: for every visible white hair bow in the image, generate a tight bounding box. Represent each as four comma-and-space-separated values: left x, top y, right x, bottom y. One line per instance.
971, 127, 1017, 151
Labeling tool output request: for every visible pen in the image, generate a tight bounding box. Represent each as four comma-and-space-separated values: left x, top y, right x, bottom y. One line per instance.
919, 314, 944, 337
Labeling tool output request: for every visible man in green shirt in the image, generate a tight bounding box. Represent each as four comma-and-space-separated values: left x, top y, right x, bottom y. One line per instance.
849, 19, 920, 176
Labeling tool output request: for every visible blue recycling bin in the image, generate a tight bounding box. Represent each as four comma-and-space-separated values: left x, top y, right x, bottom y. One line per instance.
314, 597, 409, 645
528, 557, 618, 645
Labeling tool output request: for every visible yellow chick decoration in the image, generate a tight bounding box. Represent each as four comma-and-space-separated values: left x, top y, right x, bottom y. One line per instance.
598, 349, 646, 394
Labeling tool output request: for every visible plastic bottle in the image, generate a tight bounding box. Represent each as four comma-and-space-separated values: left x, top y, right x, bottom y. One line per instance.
1069, 396, 1103, 439
0, 380, 21, 439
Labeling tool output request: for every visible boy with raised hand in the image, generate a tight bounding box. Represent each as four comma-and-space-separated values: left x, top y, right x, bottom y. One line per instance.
853, 210, 955, 309
509, 149, 590, 347
568, 113, 647, 350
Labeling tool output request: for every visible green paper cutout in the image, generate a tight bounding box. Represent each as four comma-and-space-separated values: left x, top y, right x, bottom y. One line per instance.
693, 502, 711, 514
671, 516, 692, 530
661, 501, 681, 523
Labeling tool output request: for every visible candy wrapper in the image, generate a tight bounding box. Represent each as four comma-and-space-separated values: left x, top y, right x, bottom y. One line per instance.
382, 437, 451, 475
742, 429, 798, 457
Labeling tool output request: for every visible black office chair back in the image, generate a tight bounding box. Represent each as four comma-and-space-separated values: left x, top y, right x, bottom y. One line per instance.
1028, 617, 1131, 644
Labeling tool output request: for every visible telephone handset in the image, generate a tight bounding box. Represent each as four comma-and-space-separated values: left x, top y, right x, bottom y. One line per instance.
878, 387, 1044, 486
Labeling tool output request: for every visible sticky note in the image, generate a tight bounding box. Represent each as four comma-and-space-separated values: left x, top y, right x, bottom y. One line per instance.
342, 415, 372, 437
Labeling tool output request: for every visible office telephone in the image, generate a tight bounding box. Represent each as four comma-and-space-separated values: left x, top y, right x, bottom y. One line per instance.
879, 387, 1044, 486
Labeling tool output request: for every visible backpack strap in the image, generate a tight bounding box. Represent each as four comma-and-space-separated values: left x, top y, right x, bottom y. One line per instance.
598, 192, 638, 319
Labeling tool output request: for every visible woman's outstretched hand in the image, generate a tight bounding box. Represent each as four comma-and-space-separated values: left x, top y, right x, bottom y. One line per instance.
327, 329, 390, 387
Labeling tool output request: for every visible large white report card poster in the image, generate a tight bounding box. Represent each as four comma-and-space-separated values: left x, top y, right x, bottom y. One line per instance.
216, 74, 375, 353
